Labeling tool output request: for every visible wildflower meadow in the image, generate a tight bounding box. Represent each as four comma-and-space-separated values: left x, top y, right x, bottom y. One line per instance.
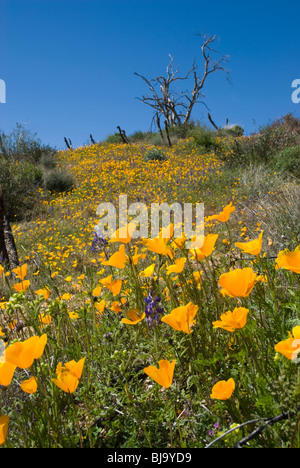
0, 132, 299, 449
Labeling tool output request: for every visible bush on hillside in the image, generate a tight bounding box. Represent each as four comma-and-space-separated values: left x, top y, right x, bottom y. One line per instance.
0, 122, 55, 163
273, 145, 300, 178
143, 148, 168, 162
44, 169, 75, 193
0, 157, 43, 220
0, 123, 73, 220
220, 114, 300, 168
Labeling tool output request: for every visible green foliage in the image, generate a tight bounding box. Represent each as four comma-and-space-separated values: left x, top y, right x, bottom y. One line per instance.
143, 148, 168, 162
0, 157, 43, 220
187, 125, 221, 151
221, 125, 244, 137
0, 124, 74, 220
273, 145, 300, 178
0, 122, 55, 163
221, 114, 300, 168
44, 169, 75, 193
105, 133, 123, 144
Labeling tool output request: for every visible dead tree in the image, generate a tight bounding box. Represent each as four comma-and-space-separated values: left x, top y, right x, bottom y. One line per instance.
116, 126, 130, 144
164, 120, 172, 147
90, 134, 96, 145
135, 33, 228, 130
207, 112, 220, 132
64, 137, 72, 149
0, 186, 19, 269
155, 113, 165, 143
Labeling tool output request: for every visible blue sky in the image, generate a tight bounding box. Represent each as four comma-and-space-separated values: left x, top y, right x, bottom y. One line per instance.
0, 0, 299, 149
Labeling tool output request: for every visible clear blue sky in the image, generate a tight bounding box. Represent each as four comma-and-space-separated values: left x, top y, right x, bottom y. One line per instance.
1, 0, 299, 149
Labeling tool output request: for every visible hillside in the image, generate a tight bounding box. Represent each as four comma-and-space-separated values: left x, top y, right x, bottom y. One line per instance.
0, 127, 299, 448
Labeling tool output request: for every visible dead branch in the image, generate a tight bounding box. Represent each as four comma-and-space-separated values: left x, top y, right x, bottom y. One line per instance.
116, 126, 130, 144
135, 34, 228, 129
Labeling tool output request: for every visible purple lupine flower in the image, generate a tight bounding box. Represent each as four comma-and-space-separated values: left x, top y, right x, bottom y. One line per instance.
144, 292, 164, 326
91, 231, 108, 253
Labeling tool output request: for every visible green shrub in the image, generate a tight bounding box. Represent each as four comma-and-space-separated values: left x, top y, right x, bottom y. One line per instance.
0, 122, 55, 163
221, 114, 300, 168
129, 130, 154, 143
221, 125, 244, 137
40, 153, 58, 170
143, 148, 168, 162
105, 133, 123, 144
44, 169, 75, 193
187, 125, 220, 151
0, 158, 43, 220
273, 146, 300, 178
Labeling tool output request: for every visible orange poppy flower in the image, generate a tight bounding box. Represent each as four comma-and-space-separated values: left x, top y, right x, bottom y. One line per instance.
13, 280, 31, 293
0, 361, 16, 387
12, 263, 28, 280
275, 326, 300, 361
166, 257, 186, 275
109, 222, 137, 243
218, 268, 258, 298
20, 376, 38, 394
142, 237, 173, 259
0, 415, 9, 445
99, 275, 122, 295
212, 307, 249, 332
235, 231, 263, 256
189, 234, 219, 261
95, 299, 105, 314
139, 263, 156, 277
102, 244, 127, 269
143, 359, 176, 388
275, 246, 300, 274
206, 202, 235, 223
52, 358, 85, 394
121, 309, 145, 325
52, 371, 79, 394
5, 334, 47, 369
35, 288, 51, 300
210, 378, 235, 400
161, 302, 198, 334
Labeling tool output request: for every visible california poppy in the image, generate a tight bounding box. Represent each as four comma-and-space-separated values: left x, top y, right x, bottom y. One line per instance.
13, 280, 30, 293
20, 376, 38, 394
212, 307, 249, 332
139, 263, 156, 277
5, 334, 47, 369
143, 359, 176, 388
102, 244, 127, 269
210, 378, 235, 400
100, 275, 122, 295
166, 257, 186, 275
121, 309, 145, 325
235, 231, 263, 256
189, 234, 218, 261
206, 202, 235, 223
218, 268, 258, 298
275, 246, 300, 274
0, 415, 9, 445
0, 361, 16, 387
275, 326, 300, 361
12, 263, 28, 280
161, 302, 198, 334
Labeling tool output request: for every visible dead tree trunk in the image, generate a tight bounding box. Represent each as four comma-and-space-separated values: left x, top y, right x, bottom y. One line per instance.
116, 126, 130, 144
207, 112, 220, 132
156, 113, 165, 143
4, 216, 19, 268
0, 186, 19, 269
164, 120, 172, 147
0, 187, 10, 267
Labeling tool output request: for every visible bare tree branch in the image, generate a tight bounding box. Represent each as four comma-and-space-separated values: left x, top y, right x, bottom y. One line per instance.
135, 34, 228, 130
